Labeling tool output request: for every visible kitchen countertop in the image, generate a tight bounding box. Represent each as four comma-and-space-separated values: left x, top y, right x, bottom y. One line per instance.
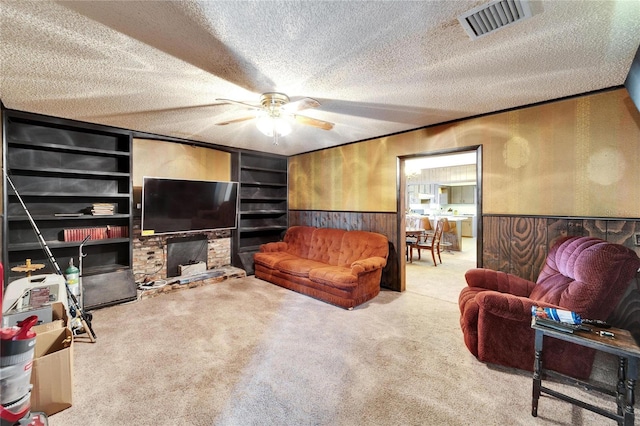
439, 215, 475, 220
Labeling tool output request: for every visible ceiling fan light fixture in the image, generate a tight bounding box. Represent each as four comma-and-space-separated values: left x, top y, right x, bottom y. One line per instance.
215, 92, 332, 143
256, 112, 292, 138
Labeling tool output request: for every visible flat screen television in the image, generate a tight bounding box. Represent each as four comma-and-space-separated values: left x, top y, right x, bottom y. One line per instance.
625, 43, 640, 112
141, 177, 238, 235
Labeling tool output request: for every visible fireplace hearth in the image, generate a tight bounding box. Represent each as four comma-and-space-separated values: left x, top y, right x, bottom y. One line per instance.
166, 235, 208, 277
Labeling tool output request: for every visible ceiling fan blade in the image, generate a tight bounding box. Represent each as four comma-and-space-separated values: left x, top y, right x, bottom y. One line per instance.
282, 97, 320, 113
294, 114, 334, 130
215, 115, 256, 125
215, 98, 261, 110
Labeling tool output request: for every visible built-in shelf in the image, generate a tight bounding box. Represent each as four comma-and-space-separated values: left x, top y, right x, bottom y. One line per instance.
241, 165, 287, 174
8, 192, 129, 198
8, 138, 131, 157
8, 238, 130, 251
241, 181, 287, 187
240, 210, 287, 215
8, 166, 130, 178
3, 108, 136, 309
240, 225, 288, 233
7, 214, 131, 222
235, 152, 288, 275
243, 196, 287, 201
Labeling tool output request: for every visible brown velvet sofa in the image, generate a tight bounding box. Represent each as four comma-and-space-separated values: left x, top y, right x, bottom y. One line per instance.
459, 236, 640, 379
254, 226, 389, 309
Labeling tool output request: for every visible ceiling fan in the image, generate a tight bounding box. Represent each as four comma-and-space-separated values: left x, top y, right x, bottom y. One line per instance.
215, 92, 334, 144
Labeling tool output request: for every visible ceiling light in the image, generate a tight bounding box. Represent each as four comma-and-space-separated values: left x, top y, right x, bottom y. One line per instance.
255, 94, 292, 144
256, 112, 291, 145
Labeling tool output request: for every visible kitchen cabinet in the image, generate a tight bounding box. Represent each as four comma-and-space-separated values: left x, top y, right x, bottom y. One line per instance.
437, 186, 449, 205
450, 186, 461, 204
408, 183, 437, 206
426, 164, 476, 184
450, 185, 475, 204
461, 218, 473, 237
407, 184, 419, 205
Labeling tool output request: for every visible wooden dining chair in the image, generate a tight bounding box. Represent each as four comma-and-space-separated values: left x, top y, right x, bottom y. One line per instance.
439, 217, 454, 253
416, 218, 445, 266
405, 217, 432, 262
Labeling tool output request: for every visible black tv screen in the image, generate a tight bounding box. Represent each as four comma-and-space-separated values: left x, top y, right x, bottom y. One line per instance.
142, 177, 238, 235
625, 43, 640, 112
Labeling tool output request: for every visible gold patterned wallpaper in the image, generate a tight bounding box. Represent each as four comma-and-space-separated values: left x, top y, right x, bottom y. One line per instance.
132, 138, 230, 186
132, 138, 231, 210
289, 88, 640, 218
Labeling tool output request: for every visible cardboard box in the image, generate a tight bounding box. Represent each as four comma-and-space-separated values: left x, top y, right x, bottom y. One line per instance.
30, 321, 73, 415
32, 302, 68, 334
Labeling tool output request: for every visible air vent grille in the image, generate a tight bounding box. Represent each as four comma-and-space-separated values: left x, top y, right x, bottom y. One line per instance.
458, 0, 533, 40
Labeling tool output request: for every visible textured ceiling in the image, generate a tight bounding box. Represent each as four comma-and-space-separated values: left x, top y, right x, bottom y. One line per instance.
1, 0, 639, 156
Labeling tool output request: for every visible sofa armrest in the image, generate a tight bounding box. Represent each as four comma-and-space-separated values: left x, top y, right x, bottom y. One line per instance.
260, 241, 287, 252
350, 257, 387, 275
465, 268, 536, 297
475, 291, 561, 322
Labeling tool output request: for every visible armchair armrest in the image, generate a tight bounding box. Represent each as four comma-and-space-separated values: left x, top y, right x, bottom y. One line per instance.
260, 241, 287, 252
350, 257, 387, 275
465, 268, 536, 297
475, 291, 562, 322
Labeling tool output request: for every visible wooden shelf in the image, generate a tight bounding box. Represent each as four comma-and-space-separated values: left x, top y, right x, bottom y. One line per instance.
8, 166, 130, 178
8, 192, 130, 198
7, 138, 130, 157
7, 214, 131, 222
240, 165, 287, 174
234, 152, 288, 274
240, 196, 287, 202
8, 238, 130, 251
240, 210, 287, 215
239, 225, 287, 233
4, 109, 134, 309
241, 181, 287, 187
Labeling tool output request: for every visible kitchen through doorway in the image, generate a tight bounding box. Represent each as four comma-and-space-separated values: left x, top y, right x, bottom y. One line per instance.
402, 148, 481, 297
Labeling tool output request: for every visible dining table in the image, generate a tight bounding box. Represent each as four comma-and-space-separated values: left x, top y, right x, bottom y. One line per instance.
405, 228, 434, 263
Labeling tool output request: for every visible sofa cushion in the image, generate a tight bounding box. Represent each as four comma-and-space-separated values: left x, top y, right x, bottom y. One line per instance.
283, 226, 317, 258
309, 266, 358, 289
254, 252, 300, 269
338, 230, 389, 267
307, 228, 346, 265
276, 258, 329, 278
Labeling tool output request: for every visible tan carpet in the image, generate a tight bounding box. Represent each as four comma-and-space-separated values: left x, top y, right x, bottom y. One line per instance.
48, 244, 619, 425
405, 237, 477, 303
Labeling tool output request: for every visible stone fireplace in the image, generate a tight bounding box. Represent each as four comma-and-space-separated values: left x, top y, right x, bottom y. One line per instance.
166, 235, 208, 277
132, 217, 232, 282
131, 219, 245, 300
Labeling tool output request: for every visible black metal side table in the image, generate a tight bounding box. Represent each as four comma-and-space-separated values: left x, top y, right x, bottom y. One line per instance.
532, 319, 640, 425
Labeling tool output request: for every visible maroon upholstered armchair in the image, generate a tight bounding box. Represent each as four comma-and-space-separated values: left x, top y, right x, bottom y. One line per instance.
459, 236, 640, 379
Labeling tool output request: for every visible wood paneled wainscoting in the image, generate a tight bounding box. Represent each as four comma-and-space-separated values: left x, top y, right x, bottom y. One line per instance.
288, 210, 399, 290
482, 215, 640, 335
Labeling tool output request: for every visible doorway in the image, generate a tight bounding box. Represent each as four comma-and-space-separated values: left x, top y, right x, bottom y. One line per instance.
398, 146, 482, 295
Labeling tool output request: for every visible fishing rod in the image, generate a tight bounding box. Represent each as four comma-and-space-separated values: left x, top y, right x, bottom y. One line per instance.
4, 170, 97, 341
